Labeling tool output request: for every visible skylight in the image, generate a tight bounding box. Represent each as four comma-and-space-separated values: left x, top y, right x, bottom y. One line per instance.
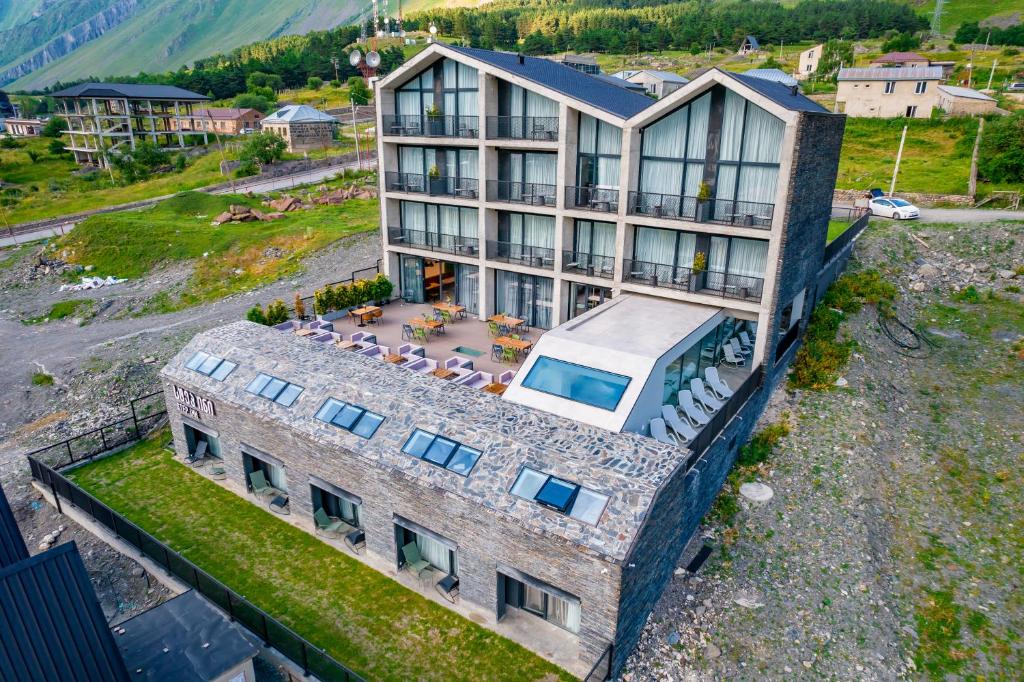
521, 356, 630, 411
184, 351, 237, 381
510, 467, 609, 525
315, 398, 385, 439
401, 429, 481, 476
245, 373, 304, 406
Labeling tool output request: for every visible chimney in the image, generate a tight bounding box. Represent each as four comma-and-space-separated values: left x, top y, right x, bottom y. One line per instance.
518, 53, 525, 65
790, 84, 799, 96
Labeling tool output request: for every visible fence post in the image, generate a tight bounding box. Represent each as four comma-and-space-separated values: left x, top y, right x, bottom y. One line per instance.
99, 427, 108, 454
302, 644, 310, 677
130, 398, 140, 434
162, 546, 171, 576
65, 441, 73, 467
260, 613, 271, 646
192, 566, 200, 589
225, 588, 235, 621
49, 475, 63, 515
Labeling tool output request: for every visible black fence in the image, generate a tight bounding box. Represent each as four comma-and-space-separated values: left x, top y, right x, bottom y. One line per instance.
485, 115, 559, 141
823, 208, 870, 264
381, 114, 479, 139
27, 458, 365, 682
565, 186, 619, 213
627, 191, 774, 229
23, 392, 167, 470
293, 260, 382, 319
583, 644, 613, 682
486, 180, 557, 207
685, 365, 764, 467
387, 227, 480, 256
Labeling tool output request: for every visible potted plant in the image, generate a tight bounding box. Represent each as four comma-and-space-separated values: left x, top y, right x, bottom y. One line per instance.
425, 104, 444, 136
373, 274, 394, 305
696, 181, 712, 222
689, 251, 707, 291
294, 293, 306, 320
427, 164, 446, 195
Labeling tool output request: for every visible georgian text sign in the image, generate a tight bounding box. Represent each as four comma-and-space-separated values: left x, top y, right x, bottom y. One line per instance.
173, 384, 215, 420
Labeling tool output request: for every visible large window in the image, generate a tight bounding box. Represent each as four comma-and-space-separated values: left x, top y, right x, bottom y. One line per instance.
402, 428, 481, 476
521, 356, 630, 411
707, 236, 769, 292
399, 201, 478, 244
494, 270, 553, 329
398, 145, 478, 192
499, 571, 582, 633
395, 520, 458, 575
497, 150, 557, 200
395, 58, 478, 120
573, 220, 616, 258
310, 478, 361, 528
634, 226, 696, 270
497, 212, 555, 252
636, 93, 710, 210
315, 398, 385, 439
243, 450, 287, 492
510, 466, 609, 525
715, 91, 785, 215
497, 81, 558, 138
245, 373, 303, 407
182, 422, 221, 459
184, 351, 237, 381
576, 114, 621, 189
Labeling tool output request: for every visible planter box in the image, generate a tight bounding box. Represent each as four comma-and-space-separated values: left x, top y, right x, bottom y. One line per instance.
321, 310, 349, 322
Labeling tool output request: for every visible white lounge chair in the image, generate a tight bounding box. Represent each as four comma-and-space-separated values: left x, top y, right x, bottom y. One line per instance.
691, 378, 724, 412
402, 357, 438, 374
739, 331, 755, 349
678, 390, 711, 426
649, 418, 678, 445
723, 345, 746, 367
729, 337, 752, 357
498, 370, 516, 384
661, 405, 697, 443
705, 367, 734, 400
456, 371, 493, 389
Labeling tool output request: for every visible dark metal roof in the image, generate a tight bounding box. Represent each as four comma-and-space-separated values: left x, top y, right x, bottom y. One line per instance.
721, 70, 829, 114
0, 481, 28, 569
51, 83, 208, 101
0, 542, 130, 682
114, 590, 257, 682
443, 44, 654, 119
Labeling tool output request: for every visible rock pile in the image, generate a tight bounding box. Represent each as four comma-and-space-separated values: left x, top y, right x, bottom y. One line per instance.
315, 185, 377, 205
211, 203, 286, 225
38, 525, 65, 551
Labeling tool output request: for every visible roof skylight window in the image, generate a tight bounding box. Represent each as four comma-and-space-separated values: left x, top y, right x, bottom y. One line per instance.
245, 373, 304, 406
315, 398, 385, 439
510, 467, 609, 525
521, 356, 630, 411
401, 429, 481, 476
184, 351, 237, 381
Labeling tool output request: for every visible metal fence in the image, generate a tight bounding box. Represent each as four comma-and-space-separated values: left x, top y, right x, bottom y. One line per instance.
823, 208, 870, 265
23, 392, 167, 470
684, 365, 764, 467
293, 260, 383, 319
27, 457, 365, 682
583, 644, 613, 682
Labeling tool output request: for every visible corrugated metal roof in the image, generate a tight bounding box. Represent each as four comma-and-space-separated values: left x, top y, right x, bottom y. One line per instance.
0, 542, 130, 681
51, 83, 208, 101
721, 70, 829, 113
444, 44, 654, 119
0, 481, 28, 569
871, 51, 928, 63
193, 107, 261, 120
937, 85, 995, 101
744, 69, 799, 87
628, 70, 689, 84
838, 66, 943, 81
263, 104, 338, 124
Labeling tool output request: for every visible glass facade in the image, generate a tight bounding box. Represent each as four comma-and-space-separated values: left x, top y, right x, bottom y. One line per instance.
493, 270, 553, 329
521, 356, 630, 411
400, 255, 478, 314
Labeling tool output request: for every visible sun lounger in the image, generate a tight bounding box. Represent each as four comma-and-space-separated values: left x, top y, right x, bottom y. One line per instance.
691, 378, 724, 412
678, 390, 711, 426
729, 337, 752, 357
661, 405, 697, 443
649, 417, 678, 445
704, 367, 734, 399
723, 345, 746, 367
739, 331, 754, 349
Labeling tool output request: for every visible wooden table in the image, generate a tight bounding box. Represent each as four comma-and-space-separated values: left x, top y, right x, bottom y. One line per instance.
495, 336, 532, 352
335, 340, 357, 350
294, 328, 317, 337
432, 302, 465, 317
431, 368, 457, 380
385, 353, 405, 364
482, 382, 508, 395
350, 306, 381, 326
410, 317, 444, 333
488, 314, 524, 329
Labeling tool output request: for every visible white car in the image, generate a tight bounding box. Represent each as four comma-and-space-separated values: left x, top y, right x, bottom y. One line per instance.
869, 197, 919, 220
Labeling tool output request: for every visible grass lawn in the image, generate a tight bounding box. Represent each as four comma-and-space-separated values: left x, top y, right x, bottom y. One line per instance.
50, 191, 379, 311
67, 432, 573, 682
827, 219, 854, 242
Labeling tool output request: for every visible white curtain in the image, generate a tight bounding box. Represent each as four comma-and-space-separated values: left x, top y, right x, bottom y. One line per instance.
525, 90, 557, 117
455, 264, 479, 314
720, 91, 746, 162
578, 114, 597, 154
532, 276, 553, 329
676, 232, 696, 268
458, 62, 477, 89
635, 227, 676, 265
597, 157, 619, 188
524, 214, 555, 249
495, 270, 519, 317
396, 91, 421, 117
643, 107, 687, 158
524, 154, 556, 185
442, 59, 457, 88
416, 533, 453, 574
548, 595, 582, 634
686, 94, 711, 159
640, 159, 684, 196
742, 104, 784, 163
401, 201, 426, 231
439, 206, 461, 237
459, 150, 478, 180
708, 236, 729, 272
727, 238, 768, 278
509, 84, 525, 115
737, 165, 779, 205
266, 463, 287, 492
458, 90, 478, 117
590, 221, 616, 257
597, 120, 621, 155
400, 147, 423, 176
459, 207, 477, 238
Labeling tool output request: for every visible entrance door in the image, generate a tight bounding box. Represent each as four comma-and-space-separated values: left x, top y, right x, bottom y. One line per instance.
567, 282, 612, 320
423, 259, 456, 303
401, 255, 425, 303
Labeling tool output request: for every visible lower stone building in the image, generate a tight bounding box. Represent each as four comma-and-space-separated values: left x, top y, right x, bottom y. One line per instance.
261, 104, 337, 152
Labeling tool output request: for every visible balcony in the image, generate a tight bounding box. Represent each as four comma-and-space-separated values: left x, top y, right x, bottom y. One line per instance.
387, 227, 480, 257
622, 259, 764, 302
486, 180, 557, 207
485, 116, 559, 141
561, 251, 615, 280
486, 241, 555, 269
565, 186, 619, 214
384, 172, 479, 200
381, 114, 479, 139
627, 191, 774, 229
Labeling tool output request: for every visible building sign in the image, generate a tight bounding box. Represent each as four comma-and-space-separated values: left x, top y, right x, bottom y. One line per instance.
173, 385, 215, 420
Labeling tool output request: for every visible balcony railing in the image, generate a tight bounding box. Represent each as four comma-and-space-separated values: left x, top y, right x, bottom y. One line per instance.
565, 186, 619, 213
384, 172, 479, 199
381, 114, 480, 139
622, 259, 764, 302
627, 190, 774, 229
486, 180, 557, 207
388, 227, 480, 256
486, 241, 555, 269
562, 251, 615, 279
485, 116, 559, 141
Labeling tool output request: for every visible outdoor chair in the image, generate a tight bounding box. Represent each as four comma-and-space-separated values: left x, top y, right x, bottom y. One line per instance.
185, 439, 208, 467
729, 337, 752, 357
487, 321, 500, 337
498, 370, 515, 384
491, 344, 504, 362
661, 405, 698, 443
314, 508, 350, 538
705, 367, 734, 400
248, 470, 274, 498
413, 327, 429, 343
402, 324, 415, 341
401, 542, 432, 578
499, 323, 512, 336
678, 390, 711, 427
739, 331, 755, 349
723, 345, 746, 367
439, 310, 453, 324
501, 347, 517, 364
649, 418, 678, 446
691, 378, 724, 412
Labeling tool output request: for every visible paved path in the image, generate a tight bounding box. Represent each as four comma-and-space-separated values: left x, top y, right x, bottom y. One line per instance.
916, 207, 1024, 223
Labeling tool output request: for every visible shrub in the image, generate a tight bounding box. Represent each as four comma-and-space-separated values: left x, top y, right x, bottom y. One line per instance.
246, 304, 268, 325
738, 419, 791, 467
347, 76, 371, 105
47, 138, 66, 155
41, 117, 67, 137
233, 93, 273, 114
977, 112, 1024, 184
307, 76, 324, 90
294, 293, 306, 320
330, 79, 341, 88
173, 154, 187, 172
373, 273, 394, 302
31, 372, 54, 386
0, 137, 20, 149
265, 299, 289, 325
952, 285, 981, 304
238, 131, 286, 169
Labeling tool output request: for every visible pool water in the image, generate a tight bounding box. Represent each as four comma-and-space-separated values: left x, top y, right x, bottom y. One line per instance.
452, 346, 484, 357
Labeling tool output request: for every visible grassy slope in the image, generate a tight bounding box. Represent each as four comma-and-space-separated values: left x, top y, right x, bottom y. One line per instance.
53, 191, 379, 308
68, 432, 573, 682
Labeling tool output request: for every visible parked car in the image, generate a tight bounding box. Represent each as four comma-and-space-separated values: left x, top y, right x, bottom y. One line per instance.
1008, 83, 1024, 91
869, 197, 920, 220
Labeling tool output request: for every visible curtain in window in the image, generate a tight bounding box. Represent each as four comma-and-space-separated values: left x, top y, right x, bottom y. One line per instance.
590, 221, 616, 257
597, 121, 621, 155
401, 255, 424, 302
644, 107, 687, 158
442, 59, 457, 88
579, 114, 597, 154
266, 463, 287, 492
639, 159, 684, 197
597, 157, 619, 188
685, 162, 704, 196
548, 595, 582, 634
455, 264, 479, 314
338, 499, 359, 526
635, 227, 677, 265
686, 94, 711, 159
726, 238, 768, 278
458, 63, 477, 88
524, 154, 556, 186
459, 207, 477, 238
397, 91, 421, 117
459, 149, 478, 180
675, 232, 696, 268
400, 147, 423, 176
742, 104, 784, 163
443, 91, 456, 116
495, 270, 519, 318
416, 533, 452, 574
508, 84, 524, 116
401, 201, 426, 233
439, 206, 461, 238
737, 165, 778, 205
531, 276, 553, 329
524, 214, 555, 249
458, 90, 478, 117
495, 272, 553, 329
720, 91, 746, 162
714, 164, 738, 219
525, 91, 557, 117
708, 236, 729, 272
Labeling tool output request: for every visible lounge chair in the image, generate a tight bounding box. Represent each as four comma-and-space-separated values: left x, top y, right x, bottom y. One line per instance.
678, 390, 711, 426
729, 337, 752, 357
351, 331, 376, 345
314, 508, 350, 537
402, 357, 438, 374
705, 367, 734, 399
661, 405, 697, 443
401, 542, 432, 578
457, 371, 493, 389
649, 418, 677, 445
723, 345, 746, 367
498, 370, 515, 384
739, 331, 755, 349
185, 439, 208, 467
273, 320, 299, 331
248, 470, 274, 497
491, 344, 504, 362
691, 378, 724, 412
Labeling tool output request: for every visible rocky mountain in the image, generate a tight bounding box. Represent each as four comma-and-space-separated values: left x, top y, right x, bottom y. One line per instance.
0, 0, 374, 90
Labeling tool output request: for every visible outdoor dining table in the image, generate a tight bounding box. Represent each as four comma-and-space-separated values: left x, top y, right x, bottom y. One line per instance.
410, 317, 445, 334
385, 353, 406, 364
335, 339, 358, 350
432, 302, 465, 318
495, 336, 532, 353
488, 314, 524, 330
482, 383, 508, 396
431, 367, 458, 380
350, 305, 380, 327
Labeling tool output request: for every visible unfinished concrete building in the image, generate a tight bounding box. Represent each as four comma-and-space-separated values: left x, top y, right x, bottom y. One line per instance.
51, 83, 209, 166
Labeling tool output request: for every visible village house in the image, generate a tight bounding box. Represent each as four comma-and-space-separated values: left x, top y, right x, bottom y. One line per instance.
836, 66, 942, 118
2, 117, 44, 136
261, 104, 338, 152
173, 107, 264, 135
937, 85, 998, 116
796, 43, 824, 80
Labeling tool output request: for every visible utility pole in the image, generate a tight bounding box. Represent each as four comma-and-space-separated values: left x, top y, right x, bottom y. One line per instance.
967, 45, 976, 87
351, 103, 361, 170
331, 57, 341, 84
205, 109, 234, 193
968, 118, 984, 199
987, 60, 998, 90
890, 125, 907, 197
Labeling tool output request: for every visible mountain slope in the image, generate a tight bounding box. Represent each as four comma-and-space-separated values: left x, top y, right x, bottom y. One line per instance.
3, 0, 369, 90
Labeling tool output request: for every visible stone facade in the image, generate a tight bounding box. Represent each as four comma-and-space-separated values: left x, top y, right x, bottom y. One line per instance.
263, 121, 335, 152
832, 188, 974, 207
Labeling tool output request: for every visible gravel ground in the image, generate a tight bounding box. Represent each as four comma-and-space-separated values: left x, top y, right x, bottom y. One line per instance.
623, 219, 1024, 681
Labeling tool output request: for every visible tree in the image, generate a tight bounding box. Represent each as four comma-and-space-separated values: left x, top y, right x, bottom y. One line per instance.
814, 39, 854, 82
233, 93, 273, 114
521, 31, 553, 55
978, 112, 1024, 184
108, 140, 169, 183
246, 71, 284, 92
238, 131, 286, 168
307, 76, 324, 90
882, 31, 921, 53
47, 139, 66, 155
41, 117, 68, 137
347, 76, 371, 105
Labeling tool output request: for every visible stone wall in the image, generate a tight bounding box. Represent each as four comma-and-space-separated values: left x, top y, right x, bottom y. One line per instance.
833, 188, 973, 207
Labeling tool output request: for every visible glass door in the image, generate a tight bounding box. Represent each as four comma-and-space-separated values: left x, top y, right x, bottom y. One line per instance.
401, 255, 425, 303
423, 259, 456, 303
567, 282, 611, 320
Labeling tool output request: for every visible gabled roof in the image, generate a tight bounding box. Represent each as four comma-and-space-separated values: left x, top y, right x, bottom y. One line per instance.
193, 107, 261, 120
871, 51, 928, 63
838, 66, 943, 81
722, 70, 828, 113
937, 85, 995, 101
0, 542, 130, 681
743, 68, 799, 87
443, 44, 654, 119
0, 480, 28, 569
595, 73, 647, 94
628, 69, 689, 84
741, 36, 760, 49
263, 104, 337, 124
51, 82, 208, 101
